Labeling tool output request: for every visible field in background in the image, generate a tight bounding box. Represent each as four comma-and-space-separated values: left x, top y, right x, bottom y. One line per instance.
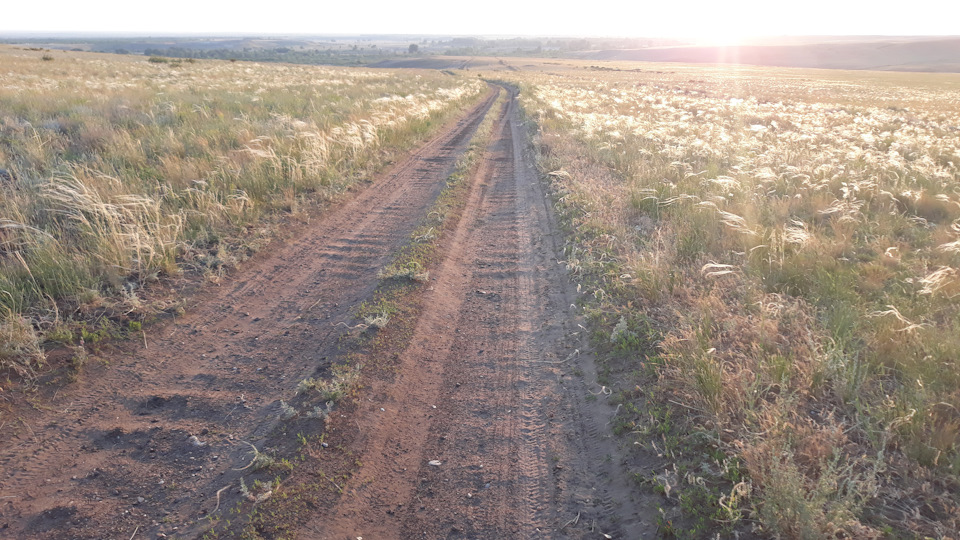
582, 37, 960, 73
504, 61, 960, 537
0, 45, 485, 377
7, 35, 960, 73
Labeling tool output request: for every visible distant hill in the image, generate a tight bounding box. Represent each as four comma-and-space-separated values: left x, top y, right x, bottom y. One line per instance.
371, 57, 472, 70
582, 37, 960, 72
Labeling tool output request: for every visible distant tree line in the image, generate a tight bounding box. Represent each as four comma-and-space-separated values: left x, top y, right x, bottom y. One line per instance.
1, 36, 689, 68
439, 37, 683, 57
142, 47, 395, 66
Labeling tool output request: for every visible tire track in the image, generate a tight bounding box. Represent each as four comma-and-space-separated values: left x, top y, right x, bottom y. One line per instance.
301, 86, 658, 540
0, 88, 499, 540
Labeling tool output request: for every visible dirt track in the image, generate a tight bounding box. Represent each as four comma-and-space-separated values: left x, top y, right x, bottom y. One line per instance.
0, 86, 656, 539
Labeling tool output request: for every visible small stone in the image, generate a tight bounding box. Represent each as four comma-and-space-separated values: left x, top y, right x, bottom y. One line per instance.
136, 497, 145, 505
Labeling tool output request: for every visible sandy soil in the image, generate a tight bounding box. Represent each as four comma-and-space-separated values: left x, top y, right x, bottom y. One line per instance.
0, 86, 659, 539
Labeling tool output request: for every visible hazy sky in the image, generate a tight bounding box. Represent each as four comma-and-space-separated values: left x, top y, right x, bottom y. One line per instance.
4, 0, 959, 39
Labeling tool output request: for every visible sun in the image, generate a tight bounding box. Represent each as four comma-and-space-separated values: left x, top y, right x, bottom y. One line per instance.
667, 1, 771, 47
685, 19, 758, 47
692, 33, 749, 47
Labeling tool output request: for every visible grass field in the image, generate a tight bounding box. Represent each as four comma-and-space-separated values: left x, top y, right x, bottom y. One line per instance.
3, 44, 959, 537
506, 62, 960, 537
0, 46, 484, 378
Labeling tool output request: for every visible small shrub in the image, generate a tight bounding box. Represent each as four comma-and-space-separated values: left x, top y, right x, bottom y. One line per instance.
45, 324, 75, 344
362, 311, 390, 330
278, 400, 297, 420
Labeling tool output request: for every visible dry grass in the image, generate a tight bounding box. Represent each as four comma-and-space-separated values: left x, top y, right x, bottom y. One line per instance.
297, 363, 362, 403
509, 62, 960, 537
0, 46, 485, 376
0, 313, 44, 379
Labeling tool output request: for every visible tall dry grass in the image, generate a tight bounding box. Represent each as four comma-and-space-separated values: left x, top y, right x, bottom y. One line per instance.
511, 63, 960, 537
0, 46, 485, 377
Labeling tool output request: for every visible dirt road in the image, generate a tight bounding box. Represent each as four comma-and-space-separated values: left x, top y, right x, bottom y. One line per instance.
297, 89, 655, 539
0, 86, 655, 539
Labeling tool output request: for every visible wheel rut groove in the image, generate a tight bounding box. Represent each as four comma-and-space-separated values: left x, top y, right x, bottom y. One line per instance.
300, 89, 656, 539
0, 89, 499, 540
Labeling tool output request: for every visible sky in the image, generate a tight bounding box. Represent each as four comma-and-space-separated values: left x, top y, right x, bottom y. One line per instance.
3, 0, 960, 39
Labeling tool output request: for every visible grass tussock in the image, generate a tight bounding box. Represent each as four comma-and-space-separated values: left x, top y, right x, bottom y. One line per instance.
0, 313, 45, 378
297, 363, 362, 403
0, 46, 485, 375
512, 64, 960, 537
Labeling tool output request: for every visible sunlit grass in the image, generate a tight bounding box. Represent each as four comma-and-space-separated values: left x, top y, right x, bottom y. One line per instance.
0, 46, 485, 376
510, 62, 960, 537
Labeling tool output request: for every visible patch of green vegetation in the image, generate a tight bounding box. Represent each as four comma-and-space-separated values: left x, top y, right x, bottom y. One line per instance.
353, 298, 401, 320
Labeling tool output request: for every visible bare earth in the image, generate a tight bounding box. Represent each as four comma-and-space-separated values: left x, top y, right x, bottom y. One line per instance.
0, 87, 657, 539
